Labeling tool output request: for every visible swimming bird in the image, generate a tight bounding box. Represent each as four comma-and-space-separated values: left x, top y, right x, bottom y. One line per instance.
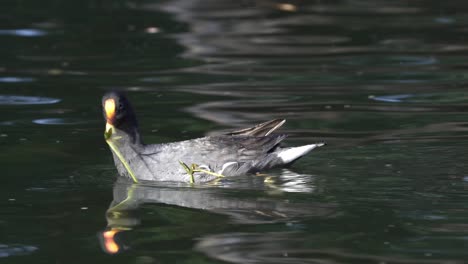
102, 91, 324, 183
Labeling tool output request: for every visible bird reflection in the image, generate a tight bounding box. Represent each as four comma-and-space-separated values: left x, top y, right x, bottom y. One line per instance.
98, 173, 336, 255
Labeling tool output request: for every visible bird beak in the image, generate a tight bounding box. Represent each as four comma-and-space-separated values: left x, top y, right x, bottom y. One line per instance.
104, 99, 116, 140
104, 98, 116, 121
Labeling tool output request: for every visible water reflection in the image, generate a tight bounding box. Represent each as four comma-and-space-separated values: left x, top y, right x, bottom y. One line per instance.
2, 0, 468, 263
97, 177, 468, 263
99, 177, 336, 255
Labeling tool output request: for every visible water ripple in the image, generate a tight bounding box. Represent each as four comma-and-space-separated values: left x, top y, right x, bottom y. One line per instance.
369, 93, 468, 103
0, 95, 60, 105
0, 77, 35, 83
196, 232, 450, 264
0, 28, 47, 37
369, 94, 414, 103
33, 118, 84, 125
0, 244, 38, 258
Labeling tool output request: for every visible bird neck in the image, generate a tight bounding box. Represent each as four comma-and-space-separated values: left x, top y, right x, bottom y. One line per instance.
112, 125, 143, 147
126, 127, 143, 146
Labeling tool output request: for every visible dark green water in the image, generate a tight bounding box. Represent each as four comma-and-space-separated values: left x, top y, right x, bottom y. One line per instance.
2, 0, 468, 263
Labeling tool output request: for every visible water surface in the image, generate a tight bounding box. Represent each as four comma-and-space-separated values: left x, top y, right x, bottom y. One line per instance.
1, 0, 468, 263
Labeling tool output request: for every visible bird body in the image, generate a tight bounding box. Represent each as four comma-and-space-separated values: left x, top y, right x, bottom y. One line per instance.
102, 92, 324, 183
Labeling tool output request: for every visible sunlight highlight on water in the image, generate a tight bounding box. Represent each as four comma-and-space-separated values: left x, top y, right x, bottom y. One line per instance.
0, 29, 47, 37
0, 95, 60, 105
2, 1, 468, 264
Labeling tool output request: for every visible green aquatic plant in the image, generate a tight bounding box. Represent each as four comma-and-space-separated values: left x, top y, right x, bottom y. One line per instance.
105, 127, 139, 184
179, 161, 224, 184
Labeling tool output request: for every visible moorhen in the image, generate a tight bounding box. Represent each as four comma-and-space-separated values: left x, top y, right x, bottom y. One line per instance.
102, 91, 324, 183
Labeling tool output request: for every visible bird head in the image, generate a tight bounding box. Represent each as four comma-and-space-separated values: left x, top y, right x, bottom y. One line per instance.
102, 91, 140, 144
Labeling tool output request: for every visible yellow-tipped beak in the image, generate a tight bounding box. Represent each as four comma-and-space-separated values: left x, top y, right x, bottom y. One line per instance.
104, 99, 116, 121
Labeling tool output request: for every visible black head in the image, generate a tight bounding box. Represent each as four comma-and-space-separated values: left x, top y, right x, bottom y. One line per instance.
102, 91, 140, 143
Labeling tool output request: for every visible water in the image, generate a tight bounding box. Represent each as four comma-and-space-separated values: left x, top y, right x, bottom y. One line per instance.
2, 0, 468, 263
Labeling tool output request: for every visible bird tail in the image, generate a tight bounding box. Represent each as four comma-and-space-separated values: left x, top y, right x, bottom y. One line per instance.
276, 143, 325, 164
